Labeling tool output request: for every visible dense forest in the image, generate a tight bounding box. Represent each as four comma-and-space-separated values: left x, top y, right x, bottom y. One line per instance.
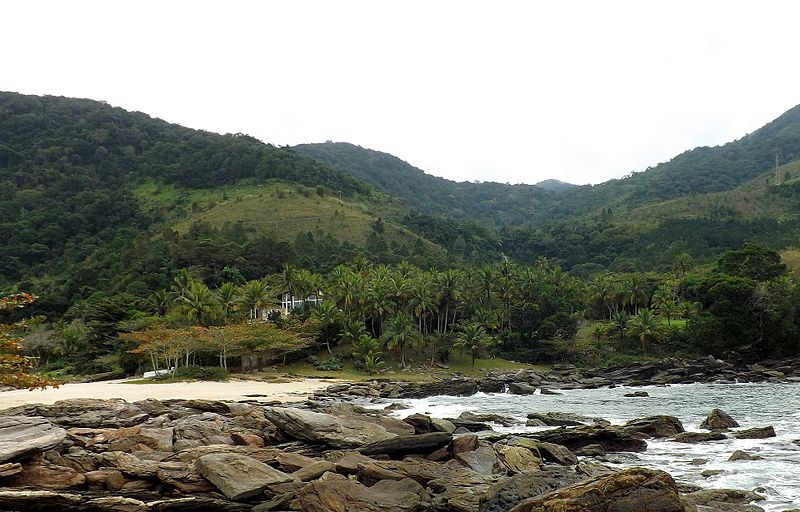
3, 92, 800, 383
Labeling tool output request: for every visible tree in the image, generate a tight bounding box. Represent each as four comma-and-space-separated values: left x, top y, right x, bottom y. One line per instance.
657, 300, 680, 326
381, 311, 422, 368
0, 293, 56, 389
240, 279, 272, 320
310, 300, 343, 353
178, 281, 218, 326
216, 282, 239, 321
626, 309, 664, 355
717, 244, 786, 282
455, 323, 489, 367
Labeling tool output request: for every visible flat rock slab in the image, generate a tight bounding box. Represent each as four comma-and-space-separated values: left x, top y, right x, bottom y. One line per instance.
263, 407, 396, 449
733, 426, 776, 439
0, 416, 66, 463
197, 453, 294, 500
1, 399, 148, 428
359, 432, 452, 458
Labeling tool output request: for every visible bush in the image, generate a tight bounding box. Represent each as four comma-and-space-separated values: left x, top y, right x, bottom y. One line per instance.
315, 355, 343, 371
158, 366, 229, 381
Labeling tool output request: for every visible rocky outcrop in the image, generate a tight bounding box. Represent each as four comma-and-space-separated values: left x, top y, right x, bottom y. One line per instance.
700, 409, 739, 430
508, 468, 687, 512
0, 416, 66, 463
479, 466, 587, 512
1, 399, 148, 428
622, 415, 684, 438
263, 407, 396, 448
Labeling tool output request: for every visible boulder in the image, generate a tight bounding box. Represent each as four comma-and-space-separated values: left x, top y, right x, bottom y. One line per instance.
403, 413, 436, 434
451, 434, 480, 455
455, 445, 504, 474
431, 418, 457, 433
699, 409, 739, 430
682, 488, 765, 509
533, 426, 647, 452
525, 412, 594, 427
507, 382, 536, 395
171, 412, 232, 449
359, 432, 452, 457
728, 450, 764, 462
0, 416, 66, 463
623, 391, 649, 397
495, 445, 541, 474
264, 407, 396, 448
734, 426, 776, 439
479, 466, 587, 512
672, 431, 726, 443
196, 453, 294, 500
157, 461, 217, 494
297, 478, 427, 512
428, 469, 504, 512
459, 411, 519, 427
509, 468, 687, 512
537, 442, 578, 466
293, 460, 335, 481
8, 461, 86, 490
622, 415, 685, 438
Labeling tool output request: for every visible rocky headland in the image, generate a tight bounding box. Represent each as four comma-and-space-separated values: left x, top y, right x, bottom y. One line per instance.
0, 392, 774, 512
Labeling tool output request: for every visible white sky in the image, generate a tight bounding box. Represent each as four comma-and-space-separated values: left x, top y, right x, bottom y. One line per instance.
3, 1, 799, 185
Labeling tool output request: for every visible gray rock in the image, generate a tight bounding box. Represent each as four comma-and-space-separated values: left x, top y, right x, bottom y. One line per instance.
455, 445, 503, 474
196, 453, 294, 500
533, 425, 648, 452
622, 415, 684, 438
0, 399, 148, 428
507, 382, 536, 395
459, 411, 519, 427
537, 442, 579, 466
359, 432, 452, 457
672, 431, 727, 443
700, 409, 739, 430
733, 426, 776, 439
479, 466, 586, 512
0, 416, 66, 463
263, 407, 396, 449
728, 450, 764, 461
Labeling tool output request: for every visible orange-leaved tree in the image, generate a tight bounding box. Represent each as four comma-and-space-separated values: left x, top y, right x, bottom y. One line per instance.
0, 292, 57, 389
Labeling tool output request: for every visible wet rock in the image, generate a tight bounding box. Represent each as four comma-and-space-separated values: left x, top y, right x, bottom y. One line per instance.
672, 431, 727, 443
264, 407, 396, 448
689, 458, 708, 465
508, 467, 686, 512
359, 432, 452, 458
701, 469, 726, 478
700, 408, 740, 430
507, 382, 536, 395
459, 411, 519, 427
0, 416, 66, 463
479, 466, 586, 512
403, 413, 436, 434
196, 453, 293, 500
683, 488, 765, 510
573, 444, 605, 457
533, 425, 648, 452
537, 442, 578, 466
733, 426, 776, 439
525, 412, 595, 427
450, 419, 494, 432
298, 478, 427, 512
622, 415, 685, 438
728, 450, 764, 461
623, 391, 649, 397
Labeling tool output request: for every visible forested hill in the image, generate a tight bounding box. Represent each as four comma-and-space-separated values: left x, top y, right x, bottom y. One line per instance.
292, 142, 559, 225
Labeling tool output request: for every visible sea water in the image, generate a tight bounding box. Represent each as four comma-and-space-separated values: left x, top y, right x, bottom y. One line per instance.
367, 382, 800, 510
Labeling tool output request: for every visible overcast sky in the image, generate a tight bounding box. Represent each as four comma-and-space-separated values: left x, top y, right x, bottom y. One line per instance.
4, 1, 800, 185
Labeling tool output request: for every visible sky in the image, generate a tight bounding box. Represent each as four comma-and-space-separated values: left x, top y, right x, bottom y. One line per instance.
4, 1, 800, 185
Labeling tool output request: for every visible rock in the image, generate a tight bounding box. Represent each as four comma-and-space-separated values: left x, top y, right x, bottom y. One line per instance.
459, 411, 519, 427
537, 442, 578, 466
495, 445, 541, 474
507, 382, 536, 395
172, 413, 232, 449
683, 488, 765, 508
728, 450, 764, 461
0, 490, 83, 509
84, 496, 147, 512
573, 444, 605, 457
509, 467, 686, 512
196, 453, 294, 500
622, 415, 685, 438
689, 458, 708, 465
156, 461, 217, 494
84, 469, 126, 491
275, 451, 317, 472
700, 409, 740, 430
455, 445, 504, 474
403, 413, 436, 434
533, 426, 648, 452
451, 434, 480, 455
183, 399, 231, 414
298, 478, 427, 512
0, 416, 66, 463
431, 418, 457, 433
384, 402, 409, 411
9, 460, 86, 490
231, 432, 264, 447
479, 466, 586, 512
0, 462, 22, 477
264, 407, 396, 448
450, 419, 494, 432
733, 426, 776, 439
293, 460, 335, 481
359, 432, 452, 458
428, 469, 503, 511
525, 412, 598, 427
623, 391, 649, 397
672, 431, 726, 443
701, 469, 726, 478
1, 399, 148, 428
98, 451, 159, 477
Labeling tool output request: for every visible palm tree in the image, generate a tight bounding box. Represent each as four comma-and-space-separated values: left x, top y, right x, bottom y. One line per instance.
626, 309, 664, 355
436, 270, 461, 333
216, 282, 239, 321
311, 300, 343, 353
589, 276, 614, 321
657, 299, 680, 326
240, 279, 272, 320
611, 310, 630, 342
178, 281, 217, 326
171, 268, 193, 299
149, 289, 172, 316
409, 277, 436, 334
340, 320, 368, 347
455, 323, 488, 367
381, 311, 422, 368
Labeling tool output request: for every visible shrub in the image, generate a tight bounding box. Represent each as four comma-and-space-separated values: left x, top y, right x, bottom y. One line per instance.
158, 366, 229, 381
315, 355, 343, 371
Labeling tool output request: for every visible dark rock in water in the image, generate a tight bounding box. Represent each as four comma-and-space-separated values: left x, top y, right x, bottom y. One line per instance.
359, 432, 452, 458
507, 382, 536, 395
537, 442, 578, 466
734, 426, 776, 439
672, 431, 726, 443
623, 391, 649, 397
384, 402, 409, 411
700, 469, 726, 478
622, 415, 684, 438
508, 468, 686, 512
533, 426, 648, 453
699, 408, 739, 430
539, 388, 562, 395
196, 453, 293, 500
525, 412, 592, 427
298, 478, 428, 512
728, 450, 764, 461
459, 411, 519, 427
573, 444, 605, 457
478, 379, 506, 394
689, 458, 708, 465
0, 416, 66, 463
682, 488, 765, 509
479, 466, 586, 512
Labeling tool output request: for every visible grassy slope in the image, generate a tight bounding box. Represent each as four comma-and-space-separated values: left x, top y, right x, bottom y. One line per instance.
133, 179, 444, 253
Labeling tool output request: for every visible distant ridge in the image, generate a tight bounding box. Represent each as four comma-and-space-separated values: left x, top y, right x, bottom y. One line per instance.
534, 179, 577, 193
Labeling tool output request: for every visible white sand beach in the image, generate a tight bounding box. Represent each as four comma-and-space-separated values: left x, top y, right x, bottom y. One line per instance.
0, 378, 336, 408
